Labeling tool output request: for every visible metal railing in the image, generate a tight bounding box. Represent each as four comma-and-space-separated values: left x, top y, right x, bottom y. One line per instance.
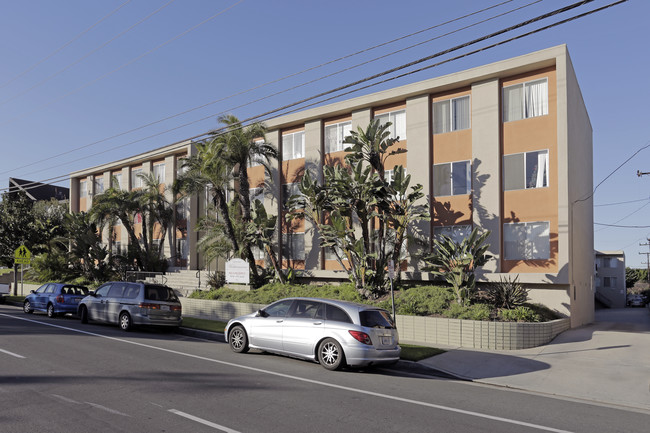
125, 271, 167, 285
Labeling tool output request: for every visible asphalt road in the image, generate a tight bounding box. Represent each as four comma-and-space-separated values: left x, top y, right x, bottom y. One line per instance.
0, 304, 647, 433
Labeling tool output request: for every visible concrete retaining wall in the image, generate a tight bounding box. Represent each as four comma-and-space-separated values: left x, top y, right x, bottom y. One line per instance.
179, 298, 570, 350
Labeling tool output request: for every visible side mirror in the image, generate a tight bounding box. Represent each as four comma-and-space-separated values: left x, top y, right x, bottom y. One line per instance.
30, 290, 35, 294
256, 309, 269, 318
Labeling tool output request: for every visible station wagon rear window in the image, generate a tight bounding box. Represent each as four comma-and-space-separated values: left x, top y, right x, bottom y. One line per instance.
359, 310, 395, 328
144, 285, 179, 302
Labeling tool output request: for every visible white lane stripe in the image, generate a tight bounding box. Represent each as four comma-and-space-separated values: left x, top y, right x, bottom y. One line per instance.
0, 348, 25, 358
170, 409, 241, 433
1, 313, 573, 433
51, 394, 82, 405
86, 402, 131, 417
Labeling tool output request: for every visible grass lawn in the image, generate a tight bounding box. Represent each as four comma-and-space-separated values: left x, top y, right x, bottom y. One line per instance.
180, 317, 444, 361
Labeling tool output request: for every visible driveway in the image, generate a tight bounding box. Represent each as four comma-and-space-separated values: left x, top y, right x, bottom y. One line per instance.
419, 307, 650, 411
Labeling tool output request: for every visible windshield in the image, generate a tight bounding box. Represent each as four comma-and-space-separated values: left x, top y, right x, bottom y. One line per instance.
359, 309, 395, 329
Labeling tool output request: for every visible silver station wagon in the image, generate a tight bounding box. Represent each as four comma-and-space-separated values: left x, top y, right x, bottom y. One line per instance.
225, 297, 400, 370
78, 282, 182, 331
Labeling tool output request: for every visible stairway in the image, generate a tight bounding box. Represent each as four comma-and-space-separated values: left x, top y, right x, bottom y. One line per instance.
152, 270, 213, 296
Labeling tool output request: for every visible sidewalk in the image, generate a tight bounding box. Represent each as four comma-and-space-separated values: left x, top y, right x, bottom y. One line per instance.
417, 307, 650, 412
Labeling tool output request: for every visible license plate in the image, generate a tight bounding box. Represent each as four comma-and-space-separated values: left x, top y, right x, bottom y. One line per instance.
74, 298, 82, 303
380, 336, 392, 345
161, 305, 170, 311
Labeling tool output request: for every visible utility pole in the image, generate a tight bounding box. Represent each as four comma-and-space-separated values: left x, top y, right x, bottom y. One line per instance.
638, 170, 650, 177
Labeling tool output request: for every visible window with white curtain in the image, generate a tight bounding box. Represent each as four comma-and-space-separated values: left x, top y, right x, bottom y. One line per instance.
433, 160, 471, 196
282, 233, 305, 260
433, 95, 470, 134
433, 225, 472, 244
131, 167, 143, 189
503, 150, 549, 191
503, 221, 550, 260
282, 131, 305, 160
374, 109, 406, 140
112, 173, 122, 190
153, 163, 165, 183
94, 177, 104, 195
503, 78, 548, 122
325, 120, 352, 153
249, 139, 266, 167
79, 180, 87, 198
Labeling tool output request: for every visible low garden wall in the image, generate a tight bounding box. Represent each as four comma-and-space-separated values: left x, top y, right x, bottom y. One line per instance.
180, 298, 571, 350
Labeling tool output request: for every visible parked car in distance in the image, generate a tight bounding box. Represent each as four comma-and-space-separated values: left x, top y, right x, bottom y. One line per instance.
78, 281, 182, 331
23, 283, 90, 317
627, 294, 645, 307
225, 297, 401, 370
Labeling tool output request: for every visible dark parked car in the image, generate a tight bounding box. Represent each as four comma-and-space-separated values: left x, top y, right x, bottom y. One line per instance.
225, 297, 401, 370
23, 283, 90, 317
78, 281, 182, 331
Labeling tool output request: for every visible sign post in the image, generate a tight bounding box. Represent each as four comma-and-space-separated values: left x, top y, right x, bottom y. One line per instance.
388, 259, 396, 324
14, 245, 31, 296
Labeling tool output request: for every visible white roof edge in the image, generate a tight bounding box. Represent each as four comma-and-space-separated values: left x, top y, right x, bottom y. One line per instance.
264, 44, 568, 129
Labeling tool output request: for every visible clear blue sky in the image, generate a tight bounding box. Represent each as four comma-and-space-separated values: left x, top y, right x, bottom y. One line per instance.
0, 0, 648, 266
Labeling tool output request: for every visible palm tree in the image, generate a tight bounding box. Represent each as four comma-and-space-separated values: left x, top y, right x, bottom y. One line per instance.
140, 172, 174, 260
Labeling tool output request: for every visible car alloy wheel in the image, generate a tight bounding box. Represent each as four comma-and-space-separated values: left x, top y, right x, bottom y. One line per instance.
79, 306, 88, 324
119, 312, 132, 331
23, 300, 33, 314
318, 338, 345, 371
47, 304, 55, 318
229, 325, 249, 353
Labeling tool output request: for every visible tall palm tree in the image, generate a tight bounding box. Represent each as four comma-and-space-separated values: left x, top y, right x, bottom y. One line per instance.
140, 172, 175, 260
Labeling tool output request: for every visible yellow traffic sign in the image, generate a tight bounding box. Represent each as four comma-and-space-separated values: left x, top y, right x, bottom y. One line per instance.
14, 245, 31, 265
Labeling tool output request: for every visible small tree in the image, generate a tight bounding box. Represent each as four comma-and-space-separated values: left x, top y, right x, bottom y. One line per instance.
423, 228, 491, 306
244, 200, 284, 283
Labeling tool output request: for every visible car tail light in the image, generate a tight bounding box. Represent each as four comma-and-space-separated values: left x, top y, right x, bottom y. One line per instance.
139, 303, 160, 310
349, 330, 372, 345
56, 295, 64, 303
170, 305, 182, 312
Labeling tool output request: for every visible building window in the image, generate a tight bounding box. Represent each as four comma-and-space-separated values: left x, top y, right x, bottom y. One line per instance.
112, 241, 122, 255
153, 163, 165, 184
433, 161, 471, 196
324, 245, 347, 261
282, 233, 305, 260
282, 183, 301, 209
251, 245, 265, 260
603, 276, 617, 288
131, 168, 143, 189
433, 96, 470, 134
282, 131, 305, 160
112, 173, 122, 190
94, 177, 104, 195
176, 238, 188, 260
503, 78, 548, 122
601, 257, 618, 268
503, 150, 549, 191
249, 187, 264, 206
325, 121, 352, 153
503, 221, 550, 260
79, 180, 87, 198
433, 225, 472, 244
374, 109, 406, 140
249, 139, 267, 167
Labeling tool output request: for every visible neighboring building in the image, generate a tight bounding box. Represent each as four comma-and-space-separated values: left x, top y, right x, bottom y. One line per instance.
69, 140, 197, 270
8, 177, 69, 202
594, 250, 626, 308
69, 45, 594, 327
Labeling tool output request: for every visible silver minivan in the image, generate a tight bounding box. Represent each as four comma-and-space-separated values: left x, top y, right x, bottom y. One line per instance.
78, 282, 182, 331
225, 297, 400, 370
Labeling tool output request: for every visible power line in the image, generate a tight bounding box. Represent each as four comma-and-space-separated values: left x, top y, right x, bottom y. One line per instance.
594, 197, 650, 207
594, 223, 650, 228
0, 0, 178, 108
595, 200, 650, 232
0, 0, 133, 90
0, 0, 244, 128
1, 0, 627, 194
0, 0, 541, 177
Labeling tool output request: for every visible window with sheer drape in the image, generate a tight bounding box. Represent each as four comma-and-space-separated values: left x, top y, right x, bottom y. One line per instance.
503, 78, 548, 122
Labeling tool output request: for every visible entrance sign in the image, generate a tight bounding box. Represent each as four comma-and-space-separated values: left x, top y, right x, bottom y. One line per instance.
226, 258, 250, 284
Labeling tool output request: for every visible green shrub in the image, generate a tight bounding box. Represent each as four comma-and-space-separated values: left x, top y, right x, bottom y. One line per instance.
442, 303, 491, 320
499, 306, 540, 322
188, 283, 363, 305
395, 285, 455, 315
486, 275, 528, 309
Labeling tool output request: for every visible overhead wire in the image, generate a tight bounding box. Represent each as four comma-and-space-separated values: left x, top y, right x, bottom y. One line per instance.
0, 0, 178, 107
0, 0, 542, 176
0, 0, 132, 90
1, 0, 629, 194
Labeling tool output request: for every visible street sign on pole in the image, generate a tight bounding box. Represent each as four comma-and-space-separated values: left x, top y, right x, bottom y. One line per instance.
14, 245, 31, 265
